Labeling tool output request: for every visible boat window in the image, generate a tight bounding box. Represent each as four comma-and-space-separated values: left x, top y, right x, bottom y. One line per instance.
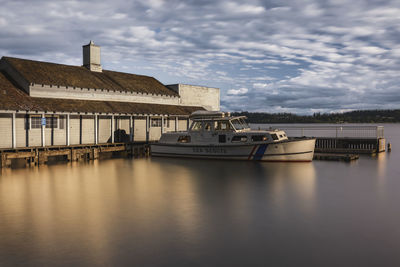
191, 121, 202, 131
252, 135, 268, 142
219, 135, 226, 143
177, 135, 191, 143
230, 118, 250, 130
279, 134, 284, 138
270, 134, 279, 140
232, 135, 248, 143
239, 118, 250, 129
214, 121, 231, 131
204, 122, 212, 131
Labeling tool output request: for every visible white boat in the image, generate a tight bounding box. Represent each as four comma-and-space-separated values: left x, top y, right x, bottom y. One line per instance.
151, 111, 316, 162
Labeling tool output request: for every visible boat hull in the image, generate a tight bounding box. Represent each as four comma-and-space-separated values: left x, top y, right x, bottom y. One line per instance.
151, 138, 316, 162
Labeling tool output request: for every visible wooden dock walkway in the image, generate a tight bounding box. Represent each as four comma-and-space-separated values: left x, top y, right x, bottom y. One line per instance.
276, 125, 386, 154
314, 137, 385, 154
0, 142, 150, 168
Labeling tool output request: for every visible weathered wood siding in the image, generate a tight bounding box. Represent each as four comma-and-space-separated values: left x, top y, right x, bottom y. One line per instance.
134, 118, 146, 141
0, 112, 190, 148
0, 114, 12, 148
53, 115, 66, 146
70, 115, 80, 145
28, 115, 41, 147
163, 118, 175, 133
99, 116, 111, 143
82, 115, 95, 144
16, 115, 27, 147
179, 119, 188, 131
149, 126, 161, 141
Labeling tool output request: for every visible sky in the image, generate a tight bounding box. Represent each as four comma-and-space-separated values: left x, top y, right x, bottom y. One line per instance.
1, 0, 400, 114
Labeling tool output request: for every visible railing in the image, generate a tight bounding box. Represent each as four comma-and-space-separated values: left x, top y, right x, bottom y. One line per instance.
257, 125, 384, 139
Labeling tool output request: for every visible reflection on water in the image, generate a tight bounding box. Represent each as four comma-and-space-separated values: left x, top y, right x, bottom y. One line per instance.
376, 152, 387, 187
0, 158, 317, 266
1, 124, 400, 266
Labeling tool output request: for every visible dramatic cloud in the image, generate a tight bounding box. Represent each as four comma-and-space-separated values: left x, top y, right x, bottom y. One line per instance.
1, 0, 400, 113
227, 87, 248, 95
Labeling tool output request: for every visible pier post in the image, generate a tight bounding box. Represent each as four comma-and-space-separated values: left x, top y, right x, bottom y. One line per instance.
1, 154, 6, 168
175, 117, 178, 131
38, 151, 48, 165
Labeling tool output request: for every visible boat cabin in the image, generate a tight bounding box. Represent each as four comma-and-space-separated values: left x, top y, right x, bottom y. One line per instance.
158, 111, 289, 145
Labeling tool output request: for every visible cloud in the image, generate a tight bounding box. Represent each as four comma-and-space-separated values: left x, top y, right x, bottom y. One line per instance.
227, 87, 248, 95
224, 2, 265, 15
0, 0, 400, 114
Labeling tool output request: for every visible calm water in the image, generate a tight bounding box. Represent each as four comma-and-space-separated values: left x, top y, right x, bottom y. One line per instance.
1, 124, 400, 266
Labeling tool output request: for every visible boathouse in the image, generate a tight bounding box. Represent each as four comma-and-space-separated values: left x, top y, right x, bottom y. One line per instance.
0, 41, 220, 149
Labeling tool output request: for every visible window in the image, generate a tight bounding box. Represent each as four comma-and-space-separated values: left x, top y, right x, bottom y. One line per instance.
270, 134, 279, 140
177, 135, 191, 143
219, 135, 226, 143
59, 116, 65, 130
151, 118, 169, 127
204, 122, 212, 131
31, 116, 42, 129
191, 121, 202, 131
232, 135, 248, 143
214, 121, 231, 131
151, 118, 162, 127
230, 118, 250, 130
252, 135, 268, 142
45, 116, 58, 129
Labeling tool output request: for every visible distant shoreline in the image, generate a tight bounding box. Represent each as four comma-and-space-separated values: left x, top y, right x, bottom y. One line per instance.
232, 109, 400, 123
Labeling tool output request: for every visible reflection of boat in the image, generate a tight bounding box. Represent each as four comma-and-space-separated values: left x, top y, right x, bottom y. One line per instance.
151, 111, 316, 162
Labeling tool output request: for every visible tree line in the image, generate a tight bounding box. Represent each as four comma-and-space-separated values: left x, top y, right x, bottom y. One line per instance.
231, 110, 400, 123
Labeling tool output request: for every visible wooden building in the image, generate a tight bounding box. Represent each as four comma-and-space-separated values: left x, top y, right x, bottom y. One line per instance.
0, 41, 218, 149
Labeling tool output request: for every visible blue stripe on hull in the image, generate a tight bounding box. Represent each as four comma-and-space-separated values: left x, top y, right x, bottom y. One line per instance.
253, 144, 268, 160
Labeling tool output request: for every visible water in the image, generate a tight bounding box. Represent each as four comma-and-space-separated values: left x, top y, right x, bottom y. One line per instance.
1, 124, 400, 266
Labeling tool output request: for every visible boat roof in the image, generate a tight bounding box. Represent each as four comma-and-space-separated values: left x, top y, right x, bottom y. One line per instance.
189, 111, 247, 121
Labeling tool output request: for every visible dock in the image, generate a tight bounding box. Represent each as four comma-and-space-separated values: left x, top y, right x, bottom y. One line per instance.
275, 125, 386, 154
0, 142, 149, 168
1, 125, 389, 168
314, 137, 385, 154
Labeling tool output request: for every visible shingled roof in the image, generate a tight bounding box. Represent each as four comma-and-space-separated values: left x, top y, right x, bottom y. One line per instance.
0, 72, 202, 115
2, 57, 179, 97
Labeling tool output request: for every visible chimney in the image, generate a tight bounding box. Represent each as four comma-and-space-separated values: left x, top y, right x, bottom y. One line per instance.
83, 40, 102, 72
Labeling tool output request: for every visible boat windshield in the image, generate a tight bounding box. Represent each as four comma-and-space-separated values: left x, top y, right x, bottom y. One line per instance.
230, 118, 250, 131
